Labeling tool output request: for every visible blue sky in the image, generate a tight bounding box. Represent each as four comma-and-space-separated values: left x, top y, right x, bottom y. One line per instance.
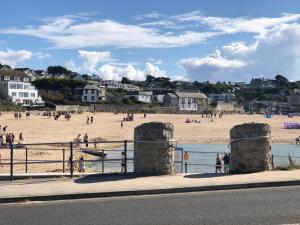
1, 0, 300, 82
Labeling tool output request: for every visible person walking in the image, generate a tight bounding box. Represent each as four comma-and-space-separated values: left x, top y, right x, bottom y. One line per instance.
215, 154, 222, 174
121, 152, 126, 173
90, 116, 94, 124
222, 153, 230, 174
78, 157, 86, 173
83, 133, 89, 148
86, 116, 90, 125
121, 121, 123, 129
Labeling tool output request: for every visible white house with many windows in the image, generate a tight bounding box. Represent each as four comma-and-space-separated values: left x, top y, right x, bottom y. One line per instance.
175, 92, 208, 111
125, 91, 152, 103
0, 69, 44, 106
82, 84, 106, 103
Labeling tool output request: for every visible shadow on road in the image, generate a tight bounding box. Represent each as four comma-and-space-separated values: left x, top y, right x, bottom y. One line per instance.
74, 173, 136, 184
184, 173, 232, 178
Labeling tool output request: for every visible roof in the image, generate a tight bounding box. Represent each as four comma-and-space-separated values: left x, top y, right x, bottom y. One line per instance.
166, 93, 177, 98
175, 92, 207, 99
83, 84, 103, 91
0, 69, 29, 78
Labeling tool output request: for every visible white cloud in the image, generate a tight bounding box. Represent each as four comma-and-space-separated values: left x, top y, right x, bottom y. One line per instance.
0, 17, 214, 49
36, 51, 51, 59
135, 11, 164, 20
98, 62, 169, 81
99, 64, 145, 81
78, 50, 112, 73
145, 62, 166, 77
0, 49, 32, 67
65, 50, 113, 74
180, 23, 300, 82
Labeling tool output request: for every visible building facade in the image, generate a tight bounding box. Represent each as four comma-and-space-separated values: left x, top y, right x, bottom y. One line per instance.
176, 92, 208, 111
125, 91, 152, 103
82, 84, 106, 103
0, 69, 44, 107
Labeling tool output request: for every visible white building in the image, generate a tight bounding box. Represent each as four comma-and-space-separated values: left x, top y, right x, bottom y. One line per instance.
82, 84, 106, 103
176, 92, 207, 111
0, 69, 44, 107
125, 91, 152, 103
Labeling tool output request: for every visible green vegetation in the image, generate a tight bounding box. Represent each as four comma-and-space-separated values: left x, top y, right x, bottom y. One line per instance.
32, 78, 87, 105
275, 164, 300, 171
0, 102, 25, 111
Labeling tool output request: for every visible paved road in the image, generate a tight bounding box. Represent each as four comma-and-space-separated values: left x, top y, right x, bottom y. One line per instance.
0, 186, 299, 225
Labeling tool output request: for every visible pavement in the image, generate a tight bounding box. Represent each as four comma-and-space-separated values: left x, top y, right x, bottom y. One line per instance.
0, 170, 300, 203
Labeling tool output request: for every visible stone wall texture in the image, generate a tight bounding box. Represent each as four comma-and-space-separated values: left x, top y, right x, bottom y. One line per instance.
230, 123, 272, 173
134, 122, 175, 176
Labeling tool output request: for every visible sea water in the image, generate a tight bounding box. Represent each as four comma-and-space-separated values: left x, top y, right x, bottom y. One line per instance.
90, 144, 300, 174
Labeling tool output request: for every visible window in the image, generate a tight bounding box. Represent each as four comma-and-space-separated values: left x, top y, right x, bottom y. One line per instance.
91, 89, 94, 94
9, 83, 17, 89
31, 93, 35, 97
91, 96, 94, 101
84, 96, 87, 101
85, 89, 88, 94
4, 76, 10, 81
17, 83, 23, 89
14, 76, 20, 81
23, 78, 29, 82
11, 92, 16, 96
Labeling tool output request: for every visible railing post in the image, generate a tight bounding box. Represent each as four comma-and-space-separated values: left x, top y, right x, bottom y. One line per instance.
63, 148, 65, 173
124, 140, 127, 174
102, 150, 104, 173
185, 162, 188, 173
10, 144, 14, 181
94, 141, 97, 149
272, 154, 274, 169
25, 147, 28, 174
70, 142, 74, 178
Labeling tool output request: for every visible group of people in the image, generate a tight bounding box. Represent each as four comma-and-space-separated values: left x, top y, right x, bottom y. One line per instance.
0, 125, 24, 147
215, 153, 230, 174
86, 116, 94, 125
73, 133, 89, 148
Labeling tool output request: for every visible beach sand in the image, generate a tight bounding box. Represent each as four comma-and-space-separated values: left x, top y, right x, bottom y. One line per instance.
0, 112, 299, 173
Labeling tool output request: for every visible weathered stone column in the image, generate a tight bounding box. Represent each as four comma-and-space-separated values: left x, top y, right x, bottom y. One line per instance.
230, 123, 272, 173
134, 122, 175, 176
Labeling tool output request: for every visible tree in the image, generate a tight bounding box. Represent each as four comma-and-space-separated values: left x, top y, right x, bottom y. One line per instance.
275, 74, 289, 87
121, 77, 132, 84
47, 66, 70, 75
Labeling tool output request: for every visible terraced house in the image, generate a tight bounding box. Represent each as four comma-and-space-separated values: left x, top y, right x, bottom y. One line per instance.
0, 69, 44, 107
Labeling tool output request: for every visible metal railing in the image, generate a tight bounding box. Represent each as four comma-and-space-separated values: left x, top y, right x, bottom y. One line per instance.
0, 140, 133, 181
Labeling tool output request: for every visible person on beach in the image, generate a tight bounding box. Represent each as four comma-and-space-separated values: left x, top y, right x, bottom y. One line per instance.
121, 121, 123, 129
121, 152, 126, 173
83, 133, 88, 147
90, 116, 94, 124
222, 153, 230, 174
74, 134, 81, 148
78, 157, 86, 173
215, 154, 222, 174
86, 116, 90, 125
3, 126, 7, 134
19, 133, 24, 141
144, 113, 146, 118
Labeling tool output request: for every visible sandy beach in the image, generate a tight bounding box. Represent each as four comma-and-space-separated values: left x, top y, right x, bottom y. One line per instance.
0, 112, 299, 144
0, 112, 300, 173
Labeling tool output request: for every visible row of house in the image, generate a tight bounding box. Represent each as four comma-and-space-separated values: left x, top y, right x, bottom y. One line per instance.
0, 69, 44, 106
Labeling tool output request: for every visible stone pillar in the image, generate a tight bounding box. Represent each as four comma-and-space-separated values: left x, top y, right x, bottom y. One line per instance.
134, 122, 175, 176
230, 123, 272, 173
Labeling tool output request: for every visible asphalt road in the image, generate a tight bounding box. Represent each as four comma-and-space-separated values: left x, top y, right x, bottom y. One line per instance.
0, 186, 300, 225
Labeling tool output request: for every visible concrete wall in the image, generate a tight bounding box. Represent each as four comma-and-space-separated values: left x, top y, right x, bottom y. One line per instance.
134, 122, 175, 176
230, 123, 272, 173
56, 105, 93, 112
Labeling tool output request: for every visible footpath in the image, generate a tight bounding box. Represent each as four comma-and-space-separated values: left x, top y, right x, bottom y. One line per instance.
0, 170, 299, 203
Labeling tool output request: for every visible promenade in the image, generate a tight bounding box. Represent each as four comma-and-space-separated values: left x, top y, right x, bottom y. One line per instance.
0, 170, 299, 203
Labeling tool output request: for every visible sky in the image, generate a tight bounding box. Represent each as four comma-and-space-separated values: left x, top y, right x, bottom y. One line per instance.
1, 0, 300, 82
